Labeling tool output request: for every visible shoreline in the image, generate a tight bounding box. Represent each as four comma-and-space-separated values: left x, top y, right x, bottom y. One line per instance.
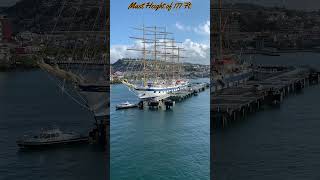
111, 77, 210, 85
0, 65, 39, 72
243, 49, 320, 56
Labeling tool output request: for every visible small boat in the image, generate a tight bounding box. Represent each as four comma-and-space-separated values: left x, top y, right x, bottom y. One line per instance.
16, 128, 88, 148
116, 101, 137, 110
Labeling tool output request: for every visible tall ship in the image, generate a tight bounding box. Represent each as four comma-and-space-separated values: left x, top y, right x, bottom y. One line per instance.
122, 26, 189, 100
211, 0, 253, 91
36, 0, 109, 143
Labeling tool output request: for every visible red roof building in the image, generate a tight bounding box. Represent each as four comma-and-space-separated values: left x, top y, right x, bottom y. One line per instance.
0, 15, 12, 42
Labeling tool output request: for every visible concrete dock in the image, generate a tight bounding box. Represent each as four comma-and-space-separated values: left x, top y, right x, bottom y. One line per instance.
169, 83, 209, 101
211, 66, 320, 128
137, 82, 210, 110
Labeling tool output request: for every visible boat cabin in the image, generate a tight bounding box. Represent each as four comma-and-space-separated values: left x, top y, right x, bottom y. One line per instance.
37, 129, 62, 139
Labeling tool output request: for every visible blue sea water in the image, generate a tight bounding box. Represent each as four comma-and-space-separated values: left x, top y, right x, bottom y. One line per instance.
213, 53, 320, 180
0, 70, 106, 180
110, 79, 210, 180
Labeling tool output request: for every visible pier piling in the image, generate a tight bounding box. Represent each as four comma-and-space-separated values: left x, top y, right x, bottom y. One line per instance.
212, 66, 320, 128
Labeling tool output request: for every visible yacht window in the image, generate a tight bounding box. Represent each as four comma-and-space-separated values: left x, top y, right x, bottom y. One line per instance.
154, 91, 156, 93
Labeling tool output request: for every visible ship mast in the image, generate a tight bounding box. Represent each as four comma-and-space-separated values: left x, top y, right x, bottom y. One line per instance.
127, 26, 186, 86
143, 25, 146, 86
218, 0, 223, 61
128, 26, 173, 85
154, 26, 157, 79
177, 46, 186, 79
163, 40, 186, 81
163, 28, 168, 80
39, 0, 109, 130
211, 0, 224, 63
104, 0, 109, 72
171, 39, 175, 80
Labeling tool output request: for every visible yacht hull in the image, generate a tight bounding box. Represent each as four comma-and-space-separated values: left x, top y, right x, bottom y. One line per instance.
133, 83, 189, 100
16, 137, 88, 148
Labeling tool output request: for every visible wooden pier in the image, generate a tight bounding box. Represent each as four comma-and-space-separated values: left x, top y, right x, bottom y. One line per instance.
211, 66, 320, 128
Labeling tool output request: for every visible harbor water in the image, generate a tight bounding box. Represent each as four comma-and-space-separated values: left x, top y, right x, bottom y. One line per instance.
0, 71, 106, 180
213, 53, 320, 179
111, 79, 210, 180
2, 53, 319, 179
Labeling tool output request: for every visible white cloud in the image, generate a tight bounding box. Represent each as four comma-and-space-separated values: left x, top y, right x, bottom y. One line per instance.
175, 20, 210, 36
175, 22, 184, 30
110, 40, 153, 63
194, 20, 210, 35
111, 39, 209, 65
110, 45, 128, 63
181, 39, 209, 64
175, 22, 191, 31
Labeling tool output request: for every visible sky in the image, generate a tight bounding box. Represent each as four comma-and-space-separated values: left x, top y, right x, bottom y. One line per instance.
110, 0, 210, 65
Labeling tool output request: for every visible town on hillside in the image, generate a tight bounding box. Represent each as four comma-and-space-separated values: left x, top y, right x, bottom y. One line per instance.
1, 1, 320, 71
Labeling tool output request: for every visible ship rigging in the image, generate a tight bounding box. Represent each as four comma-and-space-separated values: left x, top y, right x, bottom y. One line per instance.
38, 0, 109, 143
122, 25, 189, 100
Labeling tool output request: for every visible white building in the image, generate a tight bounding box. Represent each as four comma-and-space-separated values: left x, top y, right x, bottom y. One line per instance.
0, 45, 11, 63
